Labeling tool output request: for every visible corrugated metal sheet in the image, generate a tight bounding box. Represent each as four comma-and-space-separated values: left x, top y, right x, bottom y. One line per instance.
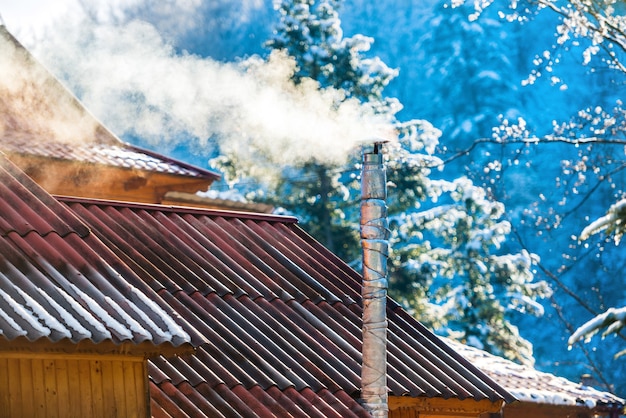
0, 154, 191, 353
61, 196, 515, 417
1, 132, 220, 180
446, 339, 625, 409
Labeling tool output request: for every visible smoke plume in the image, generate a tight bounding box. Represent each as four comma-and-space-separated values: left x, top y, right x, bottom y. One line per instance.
0, 29, 102, 144
13, 2, 394, 168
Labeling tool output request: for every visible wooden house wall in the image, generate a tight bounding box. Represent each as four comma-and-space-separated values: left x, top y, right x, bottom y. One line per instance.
391, 402, 595, 418
5, 154, 212, 204
390, 407, 488, 418
389, 396, 503, 418
0, 353, 149, 418
494, 402, 595, 418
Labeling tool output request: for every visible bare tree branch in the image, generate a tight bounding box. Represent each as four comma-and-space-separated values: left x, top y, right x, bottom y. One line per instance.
549, 293, 615, 391
434, 135, 626, 168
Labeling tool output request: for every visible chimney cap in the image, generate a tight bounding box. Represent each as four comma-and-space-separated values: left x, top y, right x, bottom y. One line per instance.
363, 140, 388, 155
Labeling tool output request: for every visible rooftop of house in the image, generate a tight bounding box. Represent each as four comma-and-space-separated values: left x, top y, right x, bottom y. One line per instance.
1, 132, 218, 180
446, 339, 624, 412
0, 153, 192, 356
0, 24, 219, 186
59, 195, 515, 417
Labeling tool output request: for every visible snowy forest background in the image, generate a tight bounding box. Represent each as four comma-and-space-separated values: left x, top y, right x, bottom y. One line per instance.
6, 0, 626, 396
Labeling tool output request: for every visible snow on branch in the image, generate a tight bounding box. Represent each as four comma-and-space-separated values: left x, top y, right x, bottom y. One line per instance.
569, 307, 626, 351
579, 198, 626, 244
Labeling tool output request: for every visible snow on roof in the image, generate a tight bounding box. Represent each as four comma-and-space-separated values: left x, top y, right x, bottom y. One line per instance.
0, 25, 219, 181
445, 338, 624, 408
0, 153, 192, 353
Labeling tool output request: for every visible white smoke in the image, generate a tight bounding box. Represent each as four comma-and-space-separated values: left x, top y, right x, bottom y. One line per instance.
0, 28, 102, 144
9, 1, 394, 168
0, 0, 78, 42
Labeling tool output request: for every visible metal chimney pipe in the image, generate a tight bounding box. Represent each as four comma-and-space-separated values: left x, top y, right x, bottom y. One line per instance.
360, 142, 389, 417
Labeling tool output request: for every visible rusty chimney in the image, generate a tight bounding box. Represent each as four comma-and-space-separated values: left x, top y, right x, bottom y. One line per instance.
360, 142, 389, 417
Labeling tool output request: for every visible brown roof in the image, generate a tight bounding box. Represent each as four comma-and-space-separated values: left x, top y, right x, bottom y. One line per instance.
0, 153, 192, 355
0, 25, 219, 182
59, 196, 515, 417
1, 132, 219, 180
447, 339, 624, 411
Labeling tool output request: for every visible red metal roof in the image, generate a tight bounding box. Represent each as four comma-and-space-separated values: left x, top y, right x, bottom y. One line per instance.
60, 196, 515, 417
0, 154, 192, 354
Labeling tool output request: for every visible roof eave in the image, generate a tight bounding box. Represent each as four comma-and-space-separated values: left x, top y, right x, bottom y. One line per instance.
0, 336, 195, 358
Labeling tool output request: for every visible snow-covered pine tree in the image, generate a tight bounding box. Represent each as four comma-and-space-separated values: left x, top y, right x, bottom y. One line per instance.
266, 0, 396, 104
218, 0, 550, 364
385, 144, 551, 364
416, 0, 521, 148
261, 0, 399, 259
467, 0, 626, 388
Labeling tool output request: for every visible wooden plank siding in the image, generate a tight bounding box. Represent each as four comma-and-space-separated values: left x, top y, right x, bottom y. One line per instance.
0, 354, 149, 418
489, 402, 596, 418
4, 153, 212, 204
389, 396, 505, 418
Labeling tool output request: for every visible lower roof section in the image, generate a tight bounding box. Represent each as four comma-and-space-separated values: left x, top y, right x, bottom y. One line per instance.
446, 338, 624, 413
0, 154, 192, 355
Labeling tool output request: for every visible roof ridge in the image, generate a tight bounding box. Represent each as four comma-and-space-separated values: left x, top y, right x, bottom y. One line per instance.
57, 195, 299, 223
122, 142, 220, 180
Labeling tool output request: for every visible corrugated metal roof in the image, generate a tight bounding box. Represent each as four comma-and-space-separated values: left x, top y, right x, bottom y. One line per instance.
446, 339, 624, 410
0, 153, 192, 354
1, 132, 218, 179
60, 196, 515, 417
0, 25, 219, 181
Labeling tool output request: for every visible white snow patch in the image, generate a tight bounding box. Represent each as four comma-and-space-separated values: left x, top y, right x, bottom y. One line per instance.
509, 387, 578, 405
0, 287, 50, 336
14, 285, 71, 339
446, 338, 624, 407
0, 306, 27, 336
36, 287, 92, 338
569, 306, 626, 345
58, 285, 112, 339
69, 283, 133, 340
130, 287, 190, 342
580, 198, 626, 241
104, 296, 152, 340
